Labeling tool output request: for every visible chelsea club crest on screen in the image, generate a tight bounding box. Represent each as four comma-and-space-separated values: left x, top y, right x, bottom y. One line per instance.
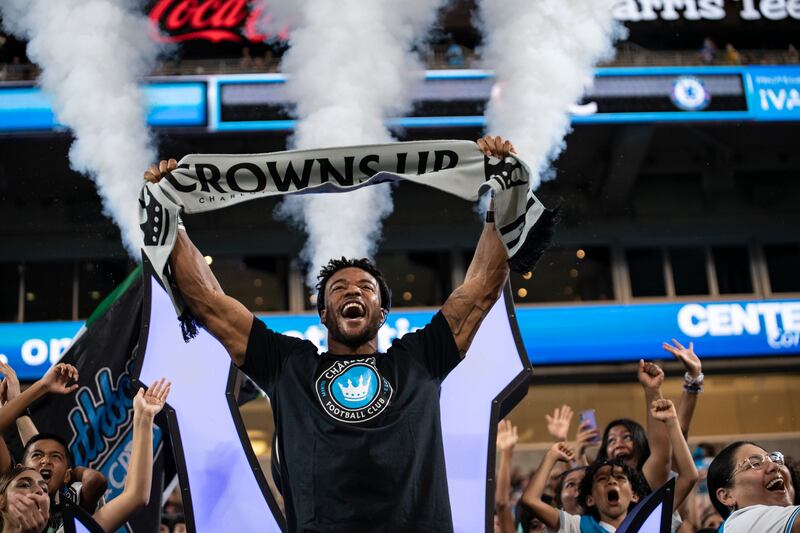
316, 357, 393, 423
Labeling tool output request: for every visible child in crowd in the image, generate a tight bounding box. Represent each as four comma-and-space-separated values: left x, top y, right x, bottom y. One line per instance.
0, 363, 169, 533
522, 399, 698, 532
0, 362, 107, 517
555, 467, 587, 516
595, 361, 673, 492
596, 340, 705, 494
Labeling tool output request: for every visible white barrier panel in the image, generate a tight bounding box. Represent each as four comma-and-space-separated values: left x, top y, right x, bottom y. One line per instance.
441, 289, 530, 533
135, 274, 282, 532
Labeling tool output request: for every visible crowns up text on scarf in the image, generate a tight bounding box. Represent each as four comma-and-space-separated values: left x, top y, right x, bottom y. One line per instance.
138, 139, 556, 340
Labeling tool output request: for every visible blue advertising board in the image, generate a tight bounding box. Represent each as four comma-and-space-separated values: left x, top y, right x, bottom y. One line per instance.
2, 298, 798, 380
3, 66, 800, 133
744, 66, 800, 121
0, 81, 207, 132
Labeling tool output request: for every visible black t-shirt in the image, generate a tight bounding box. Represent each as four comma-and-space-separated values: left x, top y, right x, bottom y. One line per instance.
240, 311, 461, 533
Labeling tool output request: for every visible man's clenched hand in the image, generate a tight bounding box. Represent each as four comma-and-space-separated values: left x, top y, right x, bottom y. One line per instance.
144, 158, 178, 184
476, 135, 516, 158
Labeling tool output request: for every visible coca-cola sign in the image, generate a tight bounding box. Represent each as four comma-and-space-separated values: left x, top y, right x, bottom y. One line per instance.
149, 0, 285, 44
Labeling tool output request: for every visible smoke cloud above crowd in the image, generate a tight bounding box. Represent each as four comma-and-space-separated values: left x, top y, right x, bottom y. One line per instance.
269, 0, 445, 289
478, 0, 624, 189
0, 0, 160, 257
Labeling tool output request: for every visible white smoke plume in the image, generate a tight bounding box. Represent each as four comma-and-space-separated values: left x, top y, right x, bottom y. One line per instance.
0, 0, 160, 256
478, 0, 625, 189
270, 0, 445, 288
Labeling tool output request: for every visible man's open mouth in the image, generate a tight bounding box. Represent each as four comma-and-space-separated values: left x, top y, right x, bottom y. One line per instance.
766, 477, 786, 492
607, 489, 620, 505
341, 301, 366, 319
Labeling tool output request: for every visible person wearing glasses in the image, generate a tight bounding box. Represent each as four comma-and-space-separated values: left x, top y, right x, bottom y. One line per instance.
708, 441, 799, 532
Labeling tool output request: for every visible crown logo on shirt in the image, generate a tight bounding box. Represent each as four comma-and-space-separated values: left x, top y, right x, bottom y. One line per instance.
338, 374, 371, 402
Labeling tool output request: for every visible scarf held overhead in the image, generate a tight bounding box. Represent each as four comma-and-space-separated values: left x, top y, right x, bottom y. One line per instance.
139, 140, 555, 336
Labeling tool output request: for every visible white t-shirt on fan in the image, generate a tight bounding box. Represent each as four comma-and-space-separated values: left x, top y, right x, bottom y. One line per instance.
721, 504, 800, 533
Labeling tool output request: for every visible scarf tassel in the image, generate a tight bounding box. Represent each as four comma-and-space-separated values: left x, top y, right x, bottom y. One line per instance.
178, 309, 200, 342
507, 207, 559, 274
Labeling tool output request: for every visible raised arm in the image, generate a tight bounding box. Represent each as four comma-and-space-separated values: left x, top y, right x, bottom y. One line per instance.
0, 361, 39, 446
92, 379, 170, 532
441, 136, 512, 356
638, 360, 672, 489
145, 160, 253, 366
574, 420, 600, 467
650, 399, 698, 509
662, 339, 703, 438
495, 420, 518, 533
0, 361, 42, 446
521, 442, 576, 531
0, 363, 78, 434
72, 466, 109, 513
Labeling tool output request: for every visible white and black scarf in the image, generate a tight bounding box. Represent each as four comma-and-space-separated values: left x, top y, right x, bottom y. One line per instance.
138, 140, 556, 339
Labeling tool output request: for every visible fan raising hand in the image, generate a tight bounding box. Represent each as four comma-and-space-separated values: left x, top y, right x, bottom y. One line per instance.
637, 360, 664, 391
134, 378, 171, 419
546, 442, 576, 464
662, 338, 702, 378
650, 398, 678, 422
545, 404, 573, 442
40, 363, 79, 395
496, 420, 519, 453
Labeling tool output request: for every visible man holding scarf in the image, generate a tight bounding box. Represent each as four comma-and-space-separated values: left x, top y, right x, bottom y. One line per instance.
143, 135, 533, 532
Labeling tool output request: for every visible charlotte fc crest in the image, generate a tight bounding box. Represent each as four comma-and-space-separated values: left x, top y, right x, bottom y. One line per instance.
315, 357, 393, 423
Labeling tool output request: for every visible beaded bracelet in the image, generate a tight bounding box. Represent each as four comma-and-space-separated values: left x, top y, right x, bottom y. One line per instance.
683, 371, 704, 393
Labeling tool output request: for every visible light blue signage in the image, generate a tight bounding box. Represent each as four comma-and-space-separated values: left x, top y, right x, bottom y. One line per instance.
2, 298, 798, 379
0, 321, 82, 379
745, 66, 800, 121
4, 66, 800, 132
517, 299, 800, 365
142, 82, 207, 126
0, 82, 207, 132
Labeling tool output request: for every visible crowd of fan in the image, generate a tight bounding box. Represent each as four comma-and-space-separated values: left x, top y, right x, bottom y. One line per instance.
494, 340, 800, 533
0, 334, 796, 532
0, 360, 170, 533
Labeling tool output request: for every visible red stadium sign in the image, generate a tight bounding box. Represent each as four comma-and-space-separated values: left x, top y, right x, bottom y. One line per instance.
148, 0, 284, 44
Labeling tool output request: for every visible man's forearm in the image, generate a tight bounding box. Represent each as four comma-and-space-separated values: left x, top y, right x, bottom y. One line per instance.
464, 218, 509, 291
169, 228, 252, 364
170, 228, 224, 318
442, 220, 509, 355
